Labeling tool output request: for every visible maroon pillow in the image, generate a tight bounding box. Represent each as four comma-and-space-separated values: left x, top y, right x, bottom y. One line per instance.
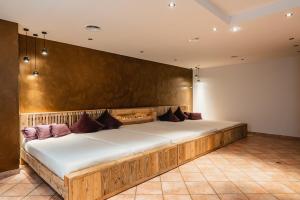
174, 107, 186, 121
189, 113, 202, 120
96, 110, 123, 129
35, 125, 52, 140
158, 108, 180, 122
22, 127, 37, 142
51, 124, 71, 137
183, 112, 189, 119
70, 112, 104, 133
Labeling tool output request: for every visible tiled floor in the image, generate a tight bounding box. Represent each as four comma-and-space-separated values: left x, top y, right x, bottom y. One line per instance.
1, 134, 300, 200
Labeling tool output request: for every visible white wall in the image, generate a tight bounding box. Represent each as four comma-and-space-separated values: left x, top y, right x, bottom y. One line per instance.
193, 56, 300, 137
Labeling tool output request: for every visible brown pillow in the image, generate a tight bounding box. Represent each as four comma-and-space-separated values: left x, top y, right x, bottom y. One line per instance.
158, 108, 180, 122
174, 107, 186, 121
184, 112, 202, 120
70, 112, 104, 133
189, 113, 202, 120
96, 110, 123, 129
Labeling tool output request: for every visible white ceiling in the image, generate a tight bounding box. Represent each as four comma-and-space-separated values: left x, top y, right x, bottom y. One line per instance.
0, 0, 300, 68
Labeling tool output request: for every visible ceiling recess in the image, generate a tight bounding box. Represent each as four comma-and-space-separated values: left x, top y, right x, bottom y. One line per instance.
85, 25, 101, 32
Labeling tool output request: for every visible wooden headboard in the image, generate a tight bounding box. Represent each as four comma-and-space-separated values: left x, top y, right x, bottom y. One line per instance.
20, 105, 191, 130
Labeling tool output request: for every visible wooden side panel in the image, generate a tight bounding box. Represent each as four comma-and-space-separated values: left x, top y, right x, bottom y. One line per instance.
67, 145, 178, 200
68, 172, 102, 200
223, 124, 247, 146
178, 141, 196, 164
20, 149, 67, 198
214, 132, 223, 148
178, 132, 224, 165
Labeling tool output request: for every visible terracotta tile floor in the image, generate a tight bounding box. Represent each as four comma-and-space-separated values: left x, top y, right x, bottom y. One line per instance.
1, 134, 300, 200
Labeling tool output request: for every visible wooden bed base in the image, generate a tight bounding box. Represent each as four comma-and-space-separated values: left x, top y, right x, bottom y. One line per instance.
20, 106, 247, 200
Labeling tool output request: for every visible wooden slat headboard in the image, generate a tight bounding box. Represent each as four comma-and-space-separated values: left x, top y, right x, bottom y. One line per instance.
154, 105, 190, 117
20, 105, 191, 130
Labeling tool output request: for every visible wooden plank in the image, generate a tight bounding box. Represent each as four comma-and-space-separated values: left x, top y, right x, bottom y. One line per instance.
66, 144, 178, 200
177, 125, 247, 165
20, 149, 68, 199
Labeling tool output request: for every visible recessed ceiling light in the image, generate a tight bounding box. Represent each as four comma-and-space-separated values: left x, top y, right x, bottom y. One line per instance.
85, 25, 101, 32
230, 26, 241, 32
189, 37, 200, 42
168, 2, 176, 8
286, 12, 293, 17
212, 27, 217, 32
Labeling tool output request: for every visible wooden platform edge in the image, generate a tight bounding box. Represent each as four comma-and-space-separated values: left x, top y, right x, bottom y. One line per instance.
21, 123, 247, 200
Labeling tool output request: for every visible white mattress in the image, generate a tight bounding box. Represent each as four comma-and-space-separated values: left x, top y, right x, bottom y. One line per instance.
24, 134, 131, 178
170, 120, 240, 131
24, 119, 240, 178
121, 120, 238, 143
81, 129, 171, 153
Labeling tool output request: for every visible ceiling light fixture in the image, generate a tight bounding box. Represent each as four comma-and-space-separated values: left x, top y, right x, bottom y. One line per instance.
194, 67, 200, 82
85, 25, 101, 32
32, 34, 39, 77
189, 37, 200, 42
41, 31, 48, 56
168, 2, 176, 8
23, 28, 30, 63
212, 27, 217, 32
286, 12, 293, 17
230, 26, 241, 32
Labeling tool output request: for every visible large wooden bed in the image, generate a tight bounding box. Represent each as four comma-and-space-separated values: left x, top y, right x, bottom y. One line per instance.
20, 106, 247, 200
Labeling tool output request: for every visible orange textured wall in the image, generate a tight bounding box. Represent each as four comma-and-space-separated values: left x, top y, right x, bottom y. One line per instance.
0, 19, 19, 172
19, 35, 192, 113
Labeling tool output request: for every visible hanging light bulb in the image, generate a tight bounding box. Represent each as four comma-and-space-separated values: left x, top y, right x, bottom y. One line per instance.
32, 34, 39, 77
41, 31, 48, 56
196, 66, 201, 82
23, 56, 30, 63
32, 70, 39, 76
23, 28, 30, 63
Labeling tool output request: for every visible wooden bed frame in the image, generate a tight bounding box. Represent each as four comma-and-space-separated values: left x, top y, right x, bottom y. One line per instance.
20, 106, 247, 200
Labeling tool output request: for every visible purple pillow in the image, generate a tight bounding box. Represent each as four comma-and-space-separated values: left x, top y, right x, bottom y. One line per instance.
158, 108, 180, 122
189, 113, 202, 120
96, 110, 123, 129
51, 124, 71, 137
35, 125, 52, 140
184, 112, 190, 119
22, 127, 37, 142
70, 112, 104, 133
174, 107, 186, 121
